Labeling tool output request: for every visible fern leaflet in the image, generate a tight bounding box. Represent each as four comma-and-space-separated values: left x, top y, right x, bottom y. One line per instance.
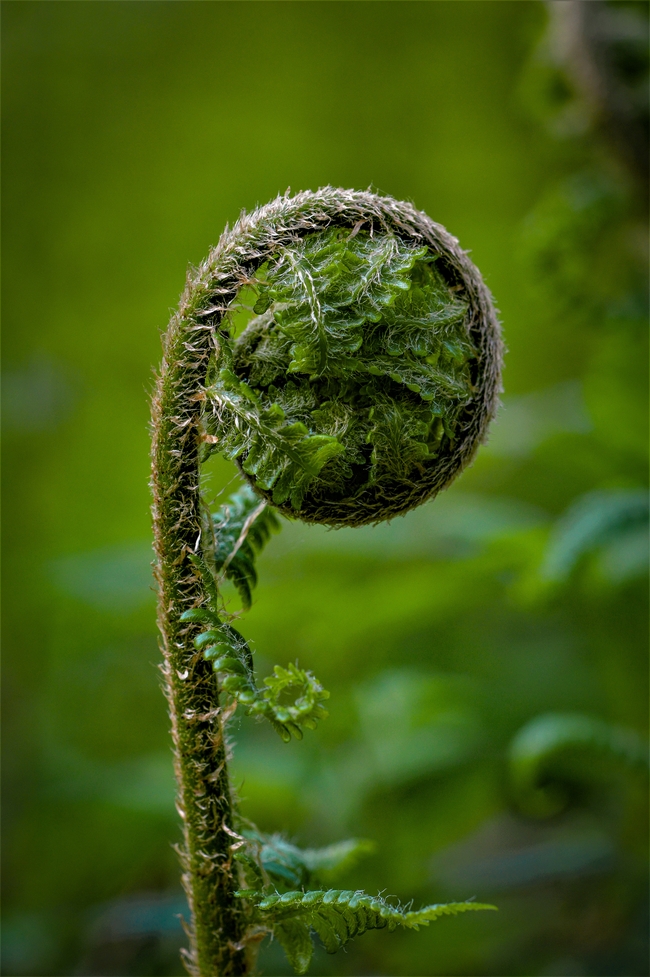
509, 711, 649, 817
240, 831, 375, 889
206, 482, 280, 609
181, 499, 329, 742
205, 227, 476, 517
236, 888, 496, 974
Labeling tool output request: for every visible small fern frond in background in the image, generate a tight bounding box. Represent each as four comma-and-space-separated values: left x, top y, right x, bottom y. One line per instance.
236, 888, 496, 975
542, 489, 649, 582
509, 711, 649, 817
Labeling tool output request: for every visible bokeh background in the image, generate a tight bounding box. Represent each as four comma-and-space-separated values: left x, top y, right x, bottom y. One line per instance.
2, 2, 648, 975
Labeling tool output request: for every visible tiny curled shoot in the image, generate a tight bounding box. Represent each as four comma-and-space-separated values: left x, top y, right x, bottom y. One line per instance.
179, 611, 330, 743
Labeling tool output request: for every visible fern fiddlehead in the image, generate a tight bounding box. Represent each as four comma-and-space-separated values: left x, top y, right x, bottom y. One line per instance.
509, 712, 650, 818
151, 188, 502, 975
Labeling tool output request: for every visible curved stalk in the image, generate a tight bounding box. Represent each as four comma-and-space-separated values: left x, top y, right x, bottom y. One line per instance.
150, 188, 502, 976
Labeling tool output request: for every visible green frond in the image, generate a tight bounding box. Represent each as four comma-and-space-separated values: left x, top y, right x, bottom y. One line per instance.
185, 606, 329, 742
238, 888, 496, 974
205, 482, 281, 609
242, 832, 374, 889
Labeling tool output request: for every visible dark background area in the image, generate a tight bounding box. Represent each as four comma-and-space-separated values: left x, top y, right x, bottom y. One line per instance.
2, 2, 648, 975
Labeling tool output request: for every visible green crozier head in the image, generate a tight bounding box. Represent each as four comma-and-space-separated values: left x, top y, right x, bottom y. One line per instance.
201, 193, 501, 526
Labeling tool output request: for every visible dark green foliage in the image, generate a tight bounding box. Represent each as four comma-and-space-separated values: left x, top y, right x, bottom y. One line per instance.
236, 888, 495, 975
204, 227, 476, 522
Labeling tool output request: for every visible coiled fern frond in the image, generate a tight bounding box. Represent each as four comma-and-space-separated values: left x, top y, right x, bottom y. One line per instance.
193, 190, 501, 527
151, 188, 502, 974
509, 711, 649, 817
205, 227, 477, 520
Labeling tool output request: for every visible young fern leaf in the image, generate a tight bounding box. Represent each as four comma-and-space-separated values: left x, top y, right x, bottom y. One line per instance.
182, 548, 329, 743
234, 822, 493, 974
236, 888, 496, 975
242, 831, 375, 889
207, 482, 281, 609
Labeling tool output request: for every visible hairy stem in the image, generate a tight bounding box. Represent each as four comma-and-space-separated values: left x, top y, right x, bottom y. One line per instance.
151, 312, 248, 975
150, 187, 501, 975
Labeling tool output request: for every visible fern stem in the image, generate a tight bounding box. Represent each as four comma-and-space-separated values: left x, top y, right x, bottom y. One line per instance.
151, 187, 501, 975
151, 312, 247, 974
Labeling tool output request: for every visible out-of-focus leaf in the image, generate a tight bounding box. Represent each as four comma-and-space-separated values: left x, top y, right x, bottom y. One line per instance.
542, 489, 649, 581
509, 712, 649, 817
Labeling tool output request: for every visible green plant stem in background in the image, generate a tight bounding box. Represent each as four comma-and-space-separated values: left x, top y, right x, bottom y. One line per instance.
151, 188, 500, 975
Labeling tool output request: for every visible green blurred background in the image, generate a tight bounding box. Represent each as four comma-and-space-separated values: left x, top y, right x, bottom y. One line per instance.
2, 2, 648, 975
